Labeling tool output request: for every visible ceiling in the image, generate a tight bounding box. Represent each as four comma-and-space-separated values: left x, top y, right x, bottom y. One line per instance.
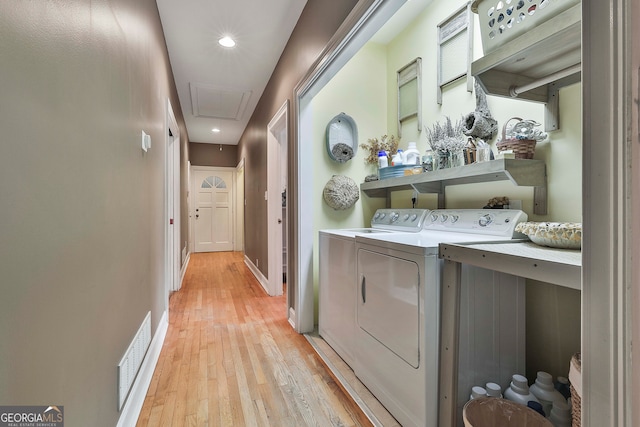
156, 0, 308, 145
156, 0, 433, 146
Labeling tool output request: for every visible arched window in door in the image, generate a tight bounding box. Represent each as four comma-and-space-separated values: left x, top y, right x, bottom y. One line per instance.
200, 175, 227, 189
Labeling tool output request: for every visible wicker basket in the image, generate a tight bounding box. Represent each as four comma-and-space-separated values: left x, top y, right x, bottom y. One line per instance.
497, 117, 536, 159
569, 352, 582, 427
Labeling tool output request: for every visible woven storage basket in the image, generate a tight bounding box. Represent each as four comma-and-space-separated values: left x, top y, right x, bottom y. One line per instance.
569, 352, 582, 427
497, 117, 536, 159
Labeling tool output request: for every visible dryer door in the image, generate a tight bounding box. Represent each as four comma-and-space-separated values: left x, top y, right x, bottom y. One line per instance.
357, 248, 420, 368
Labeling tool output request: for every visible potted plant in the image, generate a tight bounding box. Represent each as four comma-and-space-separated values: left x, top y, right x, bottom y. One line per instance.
424, 117, 467, 169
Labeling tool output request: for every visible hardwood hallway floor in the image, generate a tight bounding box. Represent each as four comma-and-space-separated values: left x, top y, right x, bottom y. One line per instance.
136, 251, 371, 426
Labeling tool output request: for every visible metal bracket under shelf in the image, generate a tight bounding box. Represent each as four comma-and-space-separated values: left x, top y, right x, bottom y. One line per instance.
543, 73, 582, 132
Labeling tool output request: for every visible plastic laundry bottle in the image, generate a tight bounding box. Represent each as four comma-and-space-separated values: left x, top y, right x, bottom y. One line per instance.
554, 376, 571, 400
404, 142, 421, 165
504, 374, 540, 407
529, 371, 567, 417
547, 400, 572, 427
378, 150, 388, 168
469, 386, 487, 400
391, 151, 404, 166
485, 382, 502, 398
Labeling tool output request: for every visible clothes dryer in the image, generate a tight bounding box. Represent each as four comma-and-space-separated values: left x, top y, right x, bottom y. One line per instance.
354, 209, 528, 427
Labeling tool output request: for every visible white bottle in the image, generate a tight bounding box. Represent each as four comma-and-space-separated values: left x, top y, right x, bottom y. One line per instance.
378, 150, 388, 168
547, 400, 572, 427
529, 371, 567, 417
485, 382, 502, 398
391, 151, 404, 166
404, 142, 421, 165
469, 386, 487, 400
504, 374, 540, 407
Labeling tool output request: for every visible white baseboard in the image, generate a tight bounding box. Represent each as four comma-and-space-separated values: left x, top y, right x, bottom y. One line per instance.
244, 255, 269, 295
179, 252, 190, 291
116, 310, 168, 427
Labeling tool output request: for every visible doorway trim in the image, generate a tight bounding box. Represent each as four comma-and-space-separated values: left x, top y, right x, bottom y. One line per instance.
165, 98, 181, 304
267, 101, 288, 297
235, 158, 245, 252
290, 0, 405, 334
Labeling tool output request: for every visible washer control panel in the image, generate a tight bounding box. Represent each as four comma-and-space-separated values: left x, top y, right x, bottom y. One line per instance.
424, 209, 528, 237
371, 209, 430, 231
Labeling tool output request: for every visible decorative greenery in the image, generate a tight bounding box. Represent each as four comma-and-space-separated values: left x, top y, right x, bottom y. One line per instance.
359, 134, 400, 165
424, 116, 467, 152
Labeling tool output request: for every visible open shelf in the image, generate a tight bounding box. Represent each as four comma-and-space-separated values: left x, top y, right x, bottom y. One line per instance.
471, 4, 581, 131
361, 159, 547, 214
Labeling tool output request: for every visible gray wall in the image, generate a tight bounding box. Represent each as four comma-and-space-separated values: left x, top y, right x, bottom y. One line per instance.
0, 1, 187, 425
238, 0, 359, 277
190, 142, 239, 167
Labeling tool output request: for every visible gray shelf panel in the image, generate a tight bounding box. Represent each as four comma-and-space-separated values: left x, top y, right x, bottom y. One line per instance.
471, 4, 582, 103
361, 158, 546, 194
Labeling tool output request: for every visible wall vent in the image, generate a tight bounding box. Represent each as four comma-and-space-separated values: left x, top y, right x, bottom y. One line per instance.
117, 311, 151, 410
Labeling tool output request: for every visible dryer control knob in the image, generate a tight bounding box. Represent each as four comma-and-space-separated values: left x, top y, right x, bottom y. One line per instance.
403, 214, 410, 221
479, 214, 493, 227
450, 215, 459, 223
390, 212, 400, 222
440, 214, 449, 222
410, 214, 418, 222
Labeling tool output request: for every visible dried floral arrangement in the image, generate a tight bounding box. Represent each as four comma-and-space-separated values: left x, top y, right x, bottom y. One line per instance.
424, 117, 467, 153
484, 196, 509, 209
359, 134, 400, 165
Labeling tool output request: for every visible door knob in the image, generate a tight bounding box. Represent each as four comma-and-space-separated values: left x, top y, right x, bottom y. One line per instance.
196, 208, 199, 212
278, 219, 282, 224
196, 214, 199, 219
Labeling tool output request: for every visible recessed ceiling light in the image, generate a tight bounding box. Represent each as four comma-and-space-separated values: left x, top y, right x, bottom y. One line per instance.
212, 128, 221, 133
218, 36, 236, 48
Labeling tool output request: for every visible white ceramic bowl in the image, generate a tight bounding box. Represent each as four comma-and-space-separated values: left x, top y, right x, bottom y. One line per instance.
515, 222, 582, 250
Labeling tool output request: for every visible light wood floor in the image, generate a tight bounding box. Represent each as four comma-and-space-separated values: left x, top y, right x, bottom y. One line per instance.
136, 251, 372, 427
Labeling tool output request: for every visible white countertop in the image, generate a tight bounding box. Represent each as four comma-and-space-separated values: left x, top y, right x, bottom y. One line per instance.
439, 240, 582, 290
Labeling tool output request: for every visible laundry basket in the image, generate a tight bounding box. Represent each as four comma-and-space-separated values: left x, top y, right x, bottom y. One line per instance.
463, 397, 552, 426
496, 117, 536, 159
471, 0, 581, 54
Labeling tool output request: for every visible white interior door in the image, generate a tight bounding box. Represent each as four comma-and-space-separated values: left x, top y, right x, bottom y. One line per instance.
193, 168, 234, 252
267, 102, 288, 297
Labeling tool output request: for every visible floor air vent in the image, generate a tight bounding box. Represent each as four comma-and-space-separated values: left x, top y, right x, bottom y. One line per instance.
117, 311, 151, 410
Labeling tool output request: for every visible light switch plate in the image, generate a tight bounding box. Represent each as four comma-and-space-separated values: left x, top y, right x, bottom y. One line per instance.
141, 131, 151, 152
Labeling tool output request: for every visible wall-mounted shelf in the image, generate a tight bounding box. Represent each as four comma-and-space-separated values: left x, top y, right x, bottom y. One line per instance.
471, 4, 581, 131
361, 159, 547, 214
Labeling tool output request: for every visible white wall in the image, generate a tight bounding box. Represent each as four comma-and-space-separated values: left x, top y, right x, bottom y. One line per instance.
312, 0, 582, 379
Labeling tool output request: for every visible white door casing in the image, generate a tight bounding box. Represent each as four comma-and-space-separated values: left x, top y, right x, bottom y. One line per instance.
267, 101, 288, 297
235, 159, 245, 252
292, 0, 406, 333
165, 99, 181, 299
192, 167, 235, 253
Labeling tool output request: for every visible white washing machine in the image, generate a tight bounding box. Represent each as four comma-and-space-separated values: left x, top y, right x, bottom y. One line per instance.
354, 209, 528, 427
318, 209, 429, 368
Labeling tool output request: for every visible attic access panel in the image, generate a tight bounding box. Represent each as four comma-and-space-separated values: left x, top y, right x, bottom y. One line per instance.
190, 82, 252, 120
